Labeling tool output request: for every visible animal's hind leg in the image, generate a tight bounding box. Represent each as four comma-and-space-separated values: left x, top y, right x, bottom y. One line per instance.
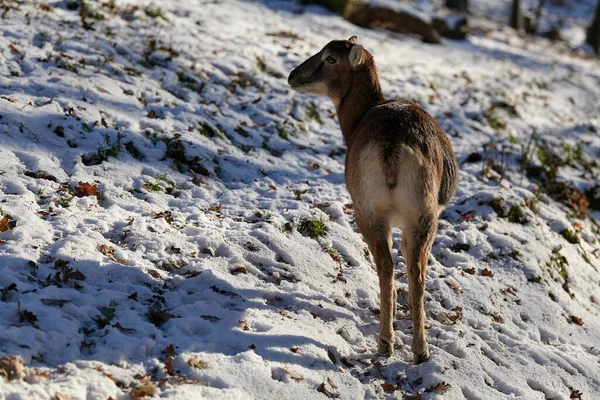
356, 212, 395, 356
388, 234, 398, 318
403, 212, 438, 364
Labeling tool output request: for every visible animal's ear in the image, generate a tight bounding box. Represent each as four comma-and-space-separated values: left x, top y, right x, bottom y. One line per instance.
348, 35, 358, 44
349, 45, 364, 69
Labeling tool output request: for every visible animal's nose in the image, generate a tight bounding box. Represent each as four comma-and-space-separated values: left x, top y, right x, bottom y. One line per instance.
287, 69, 297, 85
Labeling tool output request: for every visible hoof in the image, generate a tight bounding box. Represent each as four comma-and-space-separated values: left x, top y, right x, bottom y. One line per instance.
413, 349, 430, 365
377, 339, 394, 357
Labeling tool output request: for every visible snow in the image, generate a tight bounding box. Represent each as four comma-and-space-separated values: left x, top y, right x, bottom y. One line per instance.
1, 0, 600, 399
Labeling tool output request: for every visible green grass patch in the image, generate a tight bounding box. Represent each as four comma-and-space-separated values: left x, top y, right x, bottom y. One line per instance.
507, 205, 525, 224
306, 102, 322, 124
298, 218, 327, 240
560, 229, 579, 244
255, 56, 284, 79
546, 252, 568, 280
125, 141, 144, 160
484, 106, 507, 131
199, 122, 220, 138
143, 181, 162, 192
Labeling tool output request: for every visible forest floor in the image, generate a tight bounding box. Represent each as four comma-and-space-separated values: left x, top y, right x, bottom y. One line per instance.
1, 1, 600, 399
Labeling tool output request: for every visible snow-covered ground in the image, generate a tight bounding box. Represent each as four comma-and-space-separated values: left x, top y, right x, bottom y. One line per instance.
1, 1, 599, 399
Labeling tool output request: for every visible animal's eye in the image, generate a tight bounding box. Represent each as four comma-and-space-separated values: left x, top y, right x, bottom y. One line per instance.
326, 56, 337, 64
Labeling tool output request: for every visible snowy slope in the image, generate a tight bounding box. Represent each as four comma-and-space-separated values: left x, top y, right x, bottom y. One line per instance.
0, 1, 599, 399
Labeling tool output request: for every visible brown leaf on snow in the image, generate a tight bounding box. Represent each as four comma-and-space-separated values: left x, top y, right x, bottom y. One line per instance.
317, 382, 340, 398
381, 382, 395, 393
238, 320, 249, 331
444, 307, 463, 324
571, 316, 584, 326
231, 266, 247, 275
1, 282, 18, 301
0, 96, 18, 103
74, 182, 100, 198
482, 268, 494, 278
445, 279, 463, 294
9, 43, 20, 55
490, 312, 502, 323
130, 384, 155, 398
95, 366, 113, 381
289, 347, 299, 353
18, 301, 39, 328
0, 215, 17, 232
99, 244, 119, 263
188, 355, 209, 369
169, 376, 207, 385
570, 388, 583, 399
425, 381, 452, 394
163, 344, 176, 357
0, 355, 24, 381
165, 358, 174, 375
54, 393, 76, 400
208, 203, 223, 212
463, 267, 476, 275
27, 369, 50, 381
327, 377, 337, 389
283, 366, 304, 382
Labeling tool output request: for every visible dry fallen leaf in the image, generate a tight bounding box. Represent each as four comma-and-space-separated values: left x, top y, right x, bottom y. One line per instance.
188, 355, 209, 370
0, 355, 24, 381
445, 279, 463, 294
482, 268, 494, 277
148, 270, 161, 279
0, 96, 17, 103
570, 388, 583, 399
54, 393, 75, 400
444, 308, 463, 324
425, 381, 451, 394
571, 316, 584, 326
231, 266, 247, 275
163, 344, 176, 356
289, 347, 299, 353
9, 43, 20, 55
1, 282, 17, 301
95, 366, 113, 381
169, 376, 207, 385
381, 382, 395, 393
0, 215, 17, 232
490, 312, 502, 323
18, 301, 39, 328
327, 377, 337, 389
283, 366, 304, 382
99, 244, 119, 263
165, 358, 174, 375
130, 384, 155, 398
74, 182, 100, 198
317, 382, 340, 398
238, 320, 249, 331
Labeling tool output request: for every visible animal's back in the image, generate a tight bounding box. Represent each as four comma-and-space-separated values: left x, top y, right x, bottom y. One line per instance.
348, 99, 459, 207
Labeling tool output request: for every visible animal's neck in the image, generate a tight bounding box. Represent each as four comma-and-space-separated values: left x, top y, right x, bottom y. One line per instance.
335, 63, 384, 145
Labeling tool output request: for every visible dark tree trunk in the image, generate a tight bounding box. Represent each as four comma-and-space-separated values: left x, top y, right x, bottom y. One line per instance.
301, 0, 347, 13
587, 1, 600, 54
446, 0, 468, 13
510, 0, 522, 31
532, 0, 546, 34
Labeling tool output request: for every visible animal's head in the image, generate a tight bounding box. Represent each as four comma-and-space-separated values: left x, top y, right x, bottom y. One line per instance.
287, 36, 370, 103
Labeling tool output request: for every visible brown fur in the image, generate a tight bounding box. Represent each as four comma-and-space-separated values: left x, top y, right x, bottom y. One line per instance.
288, 38, 459, 364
